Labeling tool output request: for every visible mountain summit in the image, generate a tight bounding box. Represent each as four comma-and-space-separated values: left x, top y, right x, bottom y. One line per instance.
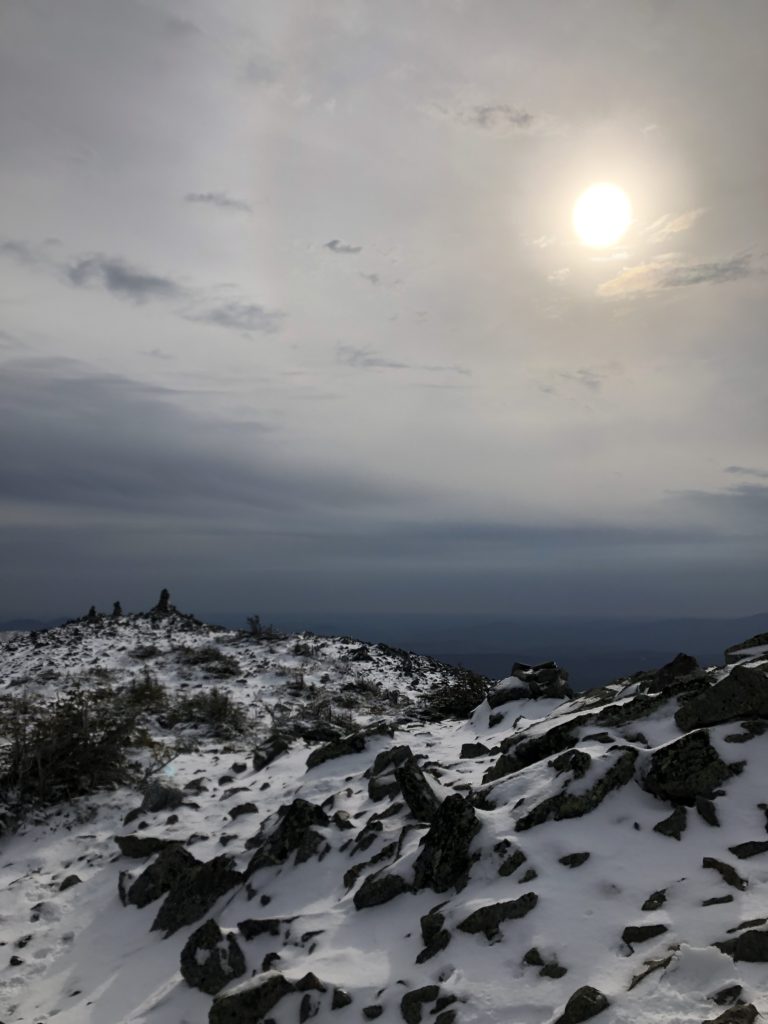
1, 595, 767, 1024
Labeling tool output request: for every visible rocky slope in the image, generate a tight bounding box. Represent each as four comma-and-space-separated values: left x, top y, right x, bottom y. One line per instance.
1, 596, 767, 1024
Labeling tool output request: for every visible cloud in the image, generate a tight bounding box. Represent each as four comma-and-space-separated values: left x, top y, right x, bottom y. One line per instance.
185, 191, 251, 212
360, 272, 380, 285
557, 368, 607, 391
598, 254, 754, 297
725, 465, 768, 480
66, 254, 183, 303
184, 302, 284, 334
644, 208, 705, 243
324, 239, 362, 255
465, 104, 534, 131
337, 345, 470, 375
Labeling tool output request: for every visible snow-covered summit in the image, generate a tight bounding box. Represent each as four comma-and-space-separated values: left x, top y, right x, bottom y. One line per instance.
1, 598, 768, 1024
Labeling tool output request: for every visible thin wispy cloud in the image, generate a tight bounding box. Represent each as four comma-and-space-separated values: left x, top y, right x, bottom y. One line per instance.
644, 208, 705, 244
185, 191, 252, 212
466, 104, 534, 130
185, 302, 284, 334
337, 345, 469, 375
324, 239, 362, 255
598, 254, 754, 297
725, 465, 768, 480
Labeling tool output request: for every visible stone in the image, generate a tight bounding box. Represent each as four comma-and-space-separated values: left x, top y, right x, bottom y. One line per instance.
643, 653, 701, 694
702, 857, 747, 891
710, 985, 743, 1006
395, 759, 441, 822
412, 794, 481, 893
332, 987, 353, 1009
252, 736, 289, 772
728, 840, 768, 859
353, 872, 410, 910
703, 896, 734, 906
114, 834, 181, 858
559, 852, 590, 868
541, 963, 568, 978
306, 731, 366, 769
460, 742, 490, 758
228, 803, 258, 820
400, 985, 440, 1024
209, 971, 294, 1024
140, 780, 184, 814
703, 1007, 758, 1024
457, 892, 538, 940
246, 798, 330, 872
495, 840, 526, 877
696, 797, 720, 827
715, 929, 768, 961
641, 731, 734, 805
237, 918, 288, 940
152, 854, 242, 936
125, 845, 198, 909
417, 905, 451, 963
516, 749, 638, 831
554, 986, 610, 1024
180, 919, 246, 995
622, 924, 668, 947
59, 874, 81, 891
483, 717, 591, 784
551, 750, 592, 779
675, 665, 768, 732
363, 1006, 383, 1019
653, 806, 688, 840
641, 890, 667, 912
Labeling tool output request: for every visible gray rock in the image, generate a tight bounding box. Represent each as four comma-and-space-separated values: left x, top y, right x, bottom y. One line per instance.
152, 854, 242, 936
641, 889, 667, 912
180, 918, 246, 995
125, 845, 198, 909
703, 1006, 758, 1024
516, 749, 638, 831
696, 797, 720, 827
710, 985, 742, 1006
306, 731, 366, 769
246, 798, 330, 872
209, 971, 295, 1024
395, 759, 441, 822
353, 872, 410, 910
140, 780, 184, 814
643, 653, 702, 694
457, 892, 538, 940
642, 731, 735, 805
114, 834, 181, 858
417, 905, 451, 963
675, 665, 768, 732
559, 852, 590, 868
252, 736, 289, 772
332, 987, 353, 1009
554, 986, 610, 1024
400, 985, 440, 1024
702, 857, 747, 891
622, 924, 668, 947
715, 929, 768, 961
363, 1005, 383, 1019
728, 840, 768, 859
228, 803, 258, 820
59, 874, 81, 891
653, 806, 687, 840
413, 793, 481, 893
460, 742, 490, 758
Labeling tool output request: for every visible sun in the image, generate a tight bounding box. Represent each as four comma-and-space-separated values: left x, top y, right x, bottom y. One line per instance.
572, 182, 632, 247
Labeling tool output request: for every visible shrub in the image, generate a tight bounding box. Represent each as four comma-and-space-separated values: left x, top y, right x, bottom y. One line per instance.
174, 644, 240, 678
165, 687, 248, 737
0, 685, 140, 808
421, 667, 491, 720
123, 669, 167, 711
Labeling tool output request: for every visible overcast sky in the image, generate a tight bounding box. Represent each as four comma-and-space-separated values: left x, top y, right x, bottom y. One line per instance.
1, 0, 766, 622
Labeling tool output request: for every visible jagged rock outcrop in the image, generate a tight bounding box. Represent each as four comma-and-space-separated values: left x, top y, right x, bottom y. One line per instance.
152, 854, 243, 936
412, 793, 481, 893
353, 871, 410, 909
180, 918, 246, 994
246, 798, 330, 871
306, 730, 367, 769
641, 731, 736, 805
457, 892, 538, 940
140, 779, 184, 814
209, 971, 295, 1023
122, 844, 198, 909
252, 735, 289, 772
487, 661, 572, 708
114, 834, 181, 859
675, 665, 768, 731
395, 757, 441, 822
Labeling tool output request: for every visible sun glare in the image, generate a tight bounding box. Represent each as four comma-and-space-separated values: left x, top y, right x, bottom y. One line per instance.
572, 182, 632, 247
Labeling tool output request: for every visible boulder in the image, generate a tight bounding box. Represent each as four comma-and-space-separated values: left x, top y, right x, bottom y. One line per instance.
400, 985, 440, 1024
675, 665, 768, 732
728, 840, 768, 859
554, 986, 610, 1024
252, 736, 289, 772
306, 731, 366, 769
140, 780, 184, 814
641, 731, 735, 805
702, 857, 747, 891
209, 971, 294, 1024
413, 794, 481, 893
152, 855, 242, 936
114, 834, 181, 859
559, 852, 590, 868
457, 892, 538, 940
246, 798, 330, 872
641, 889, 667, 912
353, 872, 410, 910
125, 845, 198, 909
715, 929, 768, 961
653, 806, 688, 840
395, 759, 441, 822
417, 905, 451, 963
180, 918, 246, 995
460, 742, 490, 759
643, 653, 702, 694
622, 924, 668, 947
703, 1007, 758, 1024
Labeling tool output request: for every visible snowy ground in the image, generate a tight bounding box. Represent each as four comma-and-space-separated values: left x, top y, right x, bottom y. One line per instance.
1, 609, 767, 1023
